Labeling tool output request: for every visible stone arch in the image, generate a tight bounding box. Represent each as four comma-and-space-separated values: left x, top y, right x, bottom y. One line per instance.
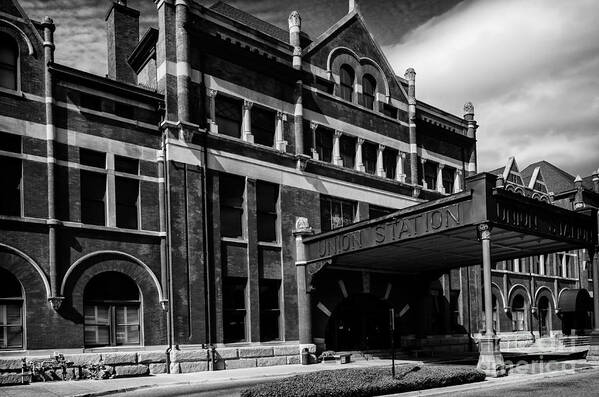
508, 283, 532, 307
491, 282, 506, 310
0, 20, 35, 55
535, 286, 557, 309
61, 251, 165, 346
0, 243, 51, 300
61, 250, 163, 302
327, 46, 390, 98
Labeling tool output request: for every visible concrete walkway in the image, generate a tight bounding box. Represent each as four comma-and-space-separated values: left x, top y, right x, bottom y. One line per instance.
0, 356, 596, 397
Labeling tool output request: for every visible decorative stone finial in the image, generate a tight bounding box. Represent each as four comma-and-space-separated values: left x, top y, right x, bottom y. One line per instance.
288, 11, 301, 29
574, 175, 583, 183
48, 296, 64, 311
293, 217, 314, 236
349, 0, 359, 12
43, 16, 54, 25
463, 102, 475, 117
404, 67, 416, 82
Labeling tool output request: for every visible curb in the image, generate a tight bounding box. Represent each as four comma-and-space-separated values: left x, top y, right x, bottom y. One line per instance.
389, 365, 599, 396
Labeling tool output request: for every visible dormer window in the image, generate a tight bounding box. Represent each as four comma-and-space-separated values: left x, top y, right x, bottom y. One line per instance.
0, 33, 18, 91
362, 74, 376, 110
339, 64, 354, 102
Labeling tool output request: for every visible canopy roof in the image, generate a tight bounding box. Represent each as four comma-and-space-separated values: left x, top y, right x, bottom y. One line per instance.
558, 289, 593, 313
303, 173, 597, 274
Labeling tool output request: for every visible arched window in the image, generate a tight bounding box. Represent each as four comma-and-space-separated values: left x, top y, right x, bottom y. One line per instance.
84, 272, 141, 347
339, 64, 354, 102
0, 33, 18, 91
512, 294, 526, 331
0, 268, 23, 349
362, 74, 376, 109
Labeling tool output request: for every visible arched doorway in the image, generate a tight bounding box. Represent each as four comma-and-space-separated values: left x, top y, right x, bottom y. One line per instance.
538, 296, 550, 337
325, 294, 390, 351
0, 268, 23, 349
83, 272, 141, 347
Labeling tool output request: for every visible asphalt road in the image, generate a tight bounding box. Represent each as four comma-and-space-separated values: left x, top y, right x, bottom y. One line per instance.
440, 369, 599, 397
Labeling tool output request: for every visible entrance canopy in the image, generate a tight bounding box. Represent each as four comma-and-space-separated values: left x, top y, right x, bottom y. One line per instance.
302, 173, 597, 274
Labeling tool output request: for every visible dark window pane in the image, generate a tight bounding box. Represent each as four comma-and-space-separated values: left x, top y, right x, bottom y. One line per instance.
253, 107, 275, 147
0, 268, 22, 298
0, 157, 21, 216
223, 277, 247, 343
220, 174, 245, 238
424, 161, 437, 189
80, 94, 103, 111
115, 176, 139, 229
257, 182, 278, 242
362, 142, 377, 175
114, 102, 134, 119
383, 148, 397, 179
0, 33, 18, 91
340, 135, 355, 169
115, 156, 139, 175
0, 132, 21, 153
442, 166, 455, 193
339, 64, 354, 102
369, 205, 393, 219
81, 170, 106, 226
320, 198, 331, 232
215, 96, 242, 138
80, 148, 106, 168
316, 127, 333, 163
260, 279, 280, 341
321, 196, 356, 232
362, 74, 376, 109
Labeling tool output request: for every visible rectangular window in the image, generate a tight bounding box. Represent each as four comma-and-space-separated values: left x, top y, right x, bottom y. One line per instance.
320, 196, 356, 232
442, 167, 455, 193
302, 121, 313, 156
80, 94, 103, 112
220, 174, 245, 238
362, 142, 377, 175
115, 176, 139, 229
0, 132, 21, 153
0, 302, 23, 349
84, 304, 139, 347
223, 277, 247, 343
115, 156, 139, 175
339, 135, 355, 169
80, 148, 106, 168
215, 95, 242, 139
84, 304, 110, 346
383, 148, 397, 179
256, 181, 278, 243
0, 156, 21, 216
252, 107, 276, 147
115, 305, 140, 345
512, 310, 525, 331
80, 170, 106, 226
315, 127, 333, 163
423, 161, 437, 189
260, 279, 281, 341
114, 102, 135, 119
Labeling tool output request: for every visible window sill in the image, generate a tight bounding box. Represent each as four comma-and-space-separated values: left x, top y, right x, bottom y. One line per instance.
83, 345, 143, 353
221, 237, 248, 245
0, 86, 24, 99
257, 241, 281, 248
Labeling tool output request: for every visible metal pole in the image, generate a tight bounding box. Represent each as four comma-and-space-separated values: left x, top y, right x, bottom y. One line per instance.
390, 308, 395, 377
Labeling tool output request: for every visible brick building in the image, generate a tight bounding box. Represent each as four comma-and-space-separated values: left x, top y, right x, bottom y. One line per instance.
0, 0, 596, 375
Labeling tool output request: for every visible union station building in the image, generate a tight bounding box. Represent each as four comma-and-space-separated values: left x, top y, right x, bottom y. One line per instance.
0, 0, 597, 377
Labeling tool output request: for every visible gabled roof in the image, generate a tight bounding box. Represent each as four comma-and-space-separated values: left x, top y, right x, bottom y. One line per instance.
502, 156, 524, 186
209, 1, 291, 44
521, 161, 575, 195
0, 0, 44, 55
302, 9, 409, 102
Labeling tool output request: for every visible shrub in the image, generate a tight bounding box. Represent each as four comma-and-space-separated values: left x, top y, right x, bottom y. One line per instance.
241, 364, 485, 397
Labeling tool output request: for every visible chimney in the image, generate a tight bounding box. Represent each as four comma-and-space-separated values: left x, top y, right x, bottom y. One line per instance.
106, 0, 139, 84
593, 169, 599, 193
573, 175, 584, 209
288, 11, 302, 69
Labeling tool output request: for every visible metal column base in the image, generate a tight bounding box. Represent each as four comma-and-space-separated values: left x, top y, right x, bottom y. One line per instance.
477, 335, 506, 377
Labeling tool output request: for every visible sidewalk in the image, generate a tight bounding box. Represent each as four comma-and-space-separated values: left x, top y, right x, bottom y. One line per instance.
1, 356, 596, 397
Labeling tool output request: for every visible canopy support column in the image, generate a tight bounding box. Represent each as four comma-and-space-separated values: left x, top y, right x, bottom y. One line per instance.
587, 247, 599, 361
476, 224, 506, 377
293, 217, 316, 356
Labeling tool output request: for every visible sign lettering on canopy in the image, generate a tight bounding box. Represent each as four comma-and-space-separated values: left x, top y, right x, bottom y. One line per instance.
309, 202, 465, 260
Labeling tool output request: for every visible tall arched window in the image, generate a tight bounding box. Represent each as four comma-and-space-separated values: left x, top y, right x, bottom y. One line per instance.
512, 295, 526, 331
339, 64, 354, 102
84, 272, 141, 347
362, 74, 376, 109
0, 268, 23, 349
0, 33, 18, 91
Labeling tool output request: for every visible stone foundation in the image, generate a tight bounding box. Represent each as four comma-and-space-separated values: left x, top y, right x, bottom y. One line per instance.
0, 344, 310, 386
400, 334, 472, 353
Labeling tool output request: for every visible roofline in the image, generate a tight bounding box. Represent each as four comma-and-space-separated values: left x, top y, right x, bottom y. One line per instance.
49, 62, 163, 104
128, 28, 158, 74
416, 100, 468, 129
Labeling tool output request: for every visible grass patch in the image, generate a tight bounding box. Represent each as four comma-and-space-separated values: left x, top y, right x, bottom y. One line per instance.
241, 364, 485, 397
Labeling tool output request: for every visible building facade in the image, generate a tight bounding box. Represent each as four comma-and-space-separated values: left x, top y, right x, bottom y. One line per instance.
1, 0, 594, 375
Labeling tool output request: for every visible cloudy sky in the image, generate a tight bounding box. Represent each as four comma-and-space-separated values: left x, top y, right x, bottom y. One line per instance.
19, 0, 599, 176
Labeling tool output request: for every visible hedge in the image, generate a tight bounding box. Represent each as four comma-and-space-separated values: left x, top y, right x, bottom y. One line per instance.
241, 364, 485, 397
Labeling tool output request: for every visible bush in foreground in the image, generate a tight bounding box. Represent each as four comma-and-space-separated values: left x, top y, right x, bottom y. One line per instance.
241, 364, 485, 397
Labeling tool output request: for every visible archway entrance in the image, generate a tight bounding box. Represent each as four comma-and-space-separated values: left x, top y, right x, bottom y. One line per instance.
538, 296, 550, 337
325, 294, 390, 351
